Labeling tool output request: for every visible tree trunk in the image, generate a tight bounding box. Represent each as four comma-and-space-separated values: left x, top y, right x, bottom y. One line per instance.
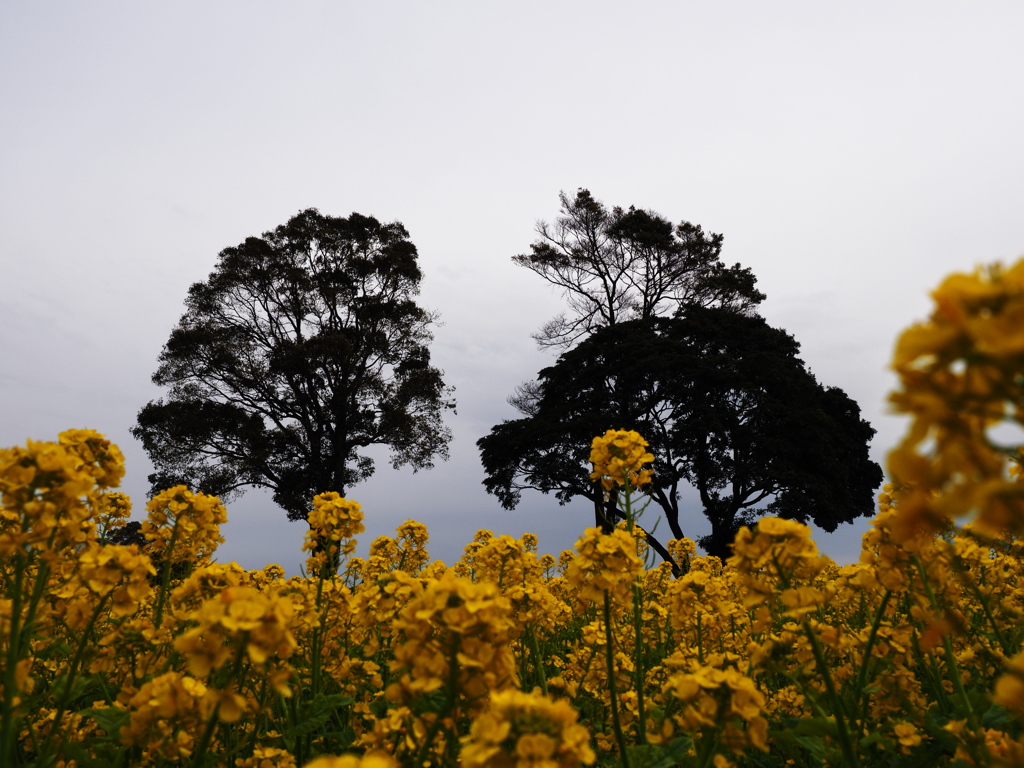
602, 496, 680, 576
701, 510, 738, 562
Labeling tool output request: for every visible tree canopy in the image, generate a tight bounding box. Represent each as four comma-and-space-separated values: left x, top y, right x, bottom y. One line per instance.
479, 309, 882, 562
513, 189, 765, 349
133, 208, 454, 521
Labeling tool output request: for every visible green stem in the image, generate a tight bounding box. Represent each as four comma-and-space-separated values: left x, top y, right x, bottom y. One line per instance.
0, 553, 27, 766
287, 684, 303, 766
152, 517, 183, 628
529, 627, 548, 696
696, 613, 704, 665
413, 634, 462, 767
234, 675, 272, 762
853, 589, 892, 731
191, 703, 222, 768
909, 632, 952, 713
632, 582, 646, 745
955, 563, 1014, 657
37, 592, 112, 763
696, 727, 722, 768
22, 555, 53, 654
604, 591, 630, 768
190, 647, 246, 768
623, 480, 648, 745
911, 557, 979, 730
0, 529, 54, 766
310, 565, 328, 698
803, 617, 860, 768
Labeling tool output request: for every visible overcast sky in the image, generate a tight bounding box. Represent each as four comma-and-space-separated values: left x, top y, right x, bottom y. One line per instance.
3, 2, 1023, 574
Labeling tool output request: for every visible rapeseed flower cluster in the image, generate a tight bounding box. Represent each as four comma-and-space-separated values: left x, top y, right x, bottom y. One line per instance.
588, 430, 654, 493
304, 492, 366, 575
566, 527, 643, 607
386, 571, 516, 707
3, 430, 1024, 767
141, 485, 227, 566
660, 665, 767, 754
889, 260, 1024, 541
461, 687, 596, 768
6, 259, 1024, 767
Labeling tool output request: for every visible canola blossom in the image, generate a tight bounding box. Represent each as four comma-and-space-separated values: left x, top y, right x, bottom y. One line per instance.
1, 457, 1021, 767
3, 260, 1024, 767
889, 260, 1024, 541
588, 430, 655, 493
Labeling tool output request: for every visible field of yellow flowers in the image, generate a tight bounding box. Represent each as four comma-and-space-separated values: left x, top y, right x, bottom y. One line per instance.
4, 260, 1024, 768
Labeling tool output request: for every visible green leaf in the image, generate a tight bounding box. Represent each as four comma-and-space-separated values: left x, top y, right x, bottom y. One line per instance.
57, 739, 131, 768
981, 703, 1013, 730
51, 672, 98, 704
793, 717, 839, 739
282, 694, 354, 740
625, 735, 693, 768
858, 731, 894, 751
79, 705, 131, 737
770, 728, 839, 764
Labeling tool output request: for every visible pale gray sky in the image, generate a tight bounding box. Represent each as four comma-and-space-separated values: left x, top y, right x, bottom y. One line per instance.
3, 2, 1023, 573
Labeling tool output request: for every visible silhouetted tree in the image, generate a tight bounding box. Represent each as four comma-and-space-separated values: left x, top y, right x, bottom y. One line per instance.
479, 310, 882, 561
133, 209, 455, 521
513, 189, 765, 350
106, 520, 144, 548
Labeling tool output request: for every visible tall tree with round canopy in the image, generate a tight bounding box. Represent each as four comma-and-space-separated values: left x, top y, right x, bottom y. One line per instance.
133, 208, 455, 521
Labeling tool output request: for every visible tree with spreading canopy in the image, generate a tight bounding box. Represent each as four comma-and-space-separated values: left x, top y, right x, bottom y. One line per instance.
513, 188, 765, 350
482, 189, 880, 562
479, 310, 882, 562
133, 208, 455, 522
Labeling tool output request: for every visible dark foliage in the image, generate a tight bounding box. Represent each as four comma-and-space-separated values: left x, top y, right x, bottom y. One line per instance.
106, 520, 144, 548
479, 310, 882, 561
513, 189, 765, 349
133, 209, 454, 521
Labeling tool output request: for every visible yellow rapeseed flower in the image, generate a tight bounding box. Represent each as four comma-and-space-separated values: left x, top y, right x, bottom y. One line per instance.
174, 584, 297, 676
142, 486, 227, 565
236, 746, 299, 768
461, 687, 596, 768
303, 492, 365, 574
662, 665, 768, 753
893, 721, 923, 754
994, 651, 1024, 715
58, 428, 126, 489
121, 671, 209, 761
0, 437, 97, 557
889, 258, 1024, 540
303, 754, 397, 768
387, 570, 517, 709
566, 526, 643, 607
588, 429, 654, 492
